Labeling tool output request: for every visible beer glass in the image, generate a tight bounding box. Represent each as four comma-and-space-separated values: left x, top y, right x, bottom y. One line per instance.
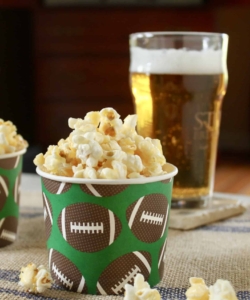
129, 32, 228, 208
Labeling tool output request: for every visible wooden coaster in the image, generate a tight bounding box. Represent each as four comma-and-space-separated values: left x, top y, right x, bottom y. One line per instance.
169, 196, 247, 230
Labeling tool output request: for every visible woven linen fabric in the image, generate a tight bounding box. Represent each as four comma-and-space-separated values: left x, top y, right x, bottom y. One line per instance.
0, 201, 250, 299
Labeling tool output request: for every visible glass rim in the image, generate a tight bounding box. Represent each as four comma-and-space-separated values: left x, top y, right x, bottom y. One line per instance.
130, 31, 229, 39
36, 163, 178, 185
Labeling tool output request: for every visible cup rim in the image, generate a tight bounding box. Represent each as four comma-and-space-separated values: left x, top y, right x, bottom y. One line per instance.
36, 163, 178, 185
0, 148, 27, 159
130, 31, 229, 39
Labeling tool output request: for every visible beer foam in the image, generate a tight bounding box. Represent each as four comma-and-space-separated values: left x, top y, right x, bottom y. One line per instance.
130, 47, 226, 74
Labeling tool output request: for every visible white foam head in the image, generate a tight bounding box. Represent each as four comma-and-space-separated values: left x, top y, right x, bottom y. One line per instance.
129, 47, 227, 75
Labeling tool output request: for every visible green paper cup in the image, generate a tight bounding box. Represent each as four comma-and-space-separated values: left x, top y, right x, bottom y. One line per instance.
0, 148, 26, 247
36, 163, 178, 295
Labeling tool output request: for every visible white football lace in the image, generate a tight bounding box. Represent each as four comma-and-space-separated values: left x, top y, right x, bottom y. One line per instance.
0, 229, 16, 242
140, 211, 164, 225
70, 222, 104, 234
111, 265, 141, 294
52, 263, 73, 290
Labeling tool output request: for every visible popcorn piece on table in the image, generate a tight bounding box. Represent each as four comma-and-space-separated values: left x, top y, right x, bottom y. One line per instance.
209, 279, 238, 300
185, 277, 238, 300
0, 119, 28, 154
18, 263, 53, 294
124, 273, 161, 300
186, 277, 209, 300
34, 107, 169, 179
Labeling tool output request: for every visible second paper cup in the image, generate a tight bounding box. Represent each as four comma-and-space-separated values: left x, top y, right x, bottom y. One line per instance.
0, 148, 26, 247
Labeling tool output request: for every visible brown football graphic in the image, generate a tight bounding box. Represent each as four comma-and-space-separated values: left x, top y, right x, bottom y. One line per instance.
126, 194, 169, 243
13, 172, 21, 205
0, 175, 9, 211
0, 155, 20, 170
80, 184, 129, 197
0, 216, 18, 247
158, 239, 167, 279
97, 251, 151, 295
42, 177, 71, 194
42, 193, 53, 240
49, 249, 87, 293
58, 202, 122, 253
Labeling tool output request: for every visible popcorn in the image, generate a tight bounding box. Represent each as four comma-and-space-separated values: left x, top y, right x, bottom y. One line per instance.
111, 160, 127, 179
186, 277, 209, 300
185, 277, 238, 300
18, 263, 53, 294
124, 273, 161, 300
34, 107, 168, 179
128, 172, 145, 179
124, 154, 143, 174
84, 111, 101, 126
0, 119, 28, 155
100, 107, 120, 122
209, 279, 238, 300
43, 146, 73, 176
119, 137, 137, 154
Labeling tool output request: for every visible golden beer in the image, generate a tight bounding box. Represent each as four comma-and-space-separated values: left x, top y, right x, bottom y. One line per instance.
129, 32, 228, 207
130, 72, 227, 206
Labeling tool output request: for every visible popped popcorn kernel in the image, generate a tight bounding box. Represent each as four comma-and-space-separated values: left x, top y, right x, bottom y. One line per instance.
111, 160, 127, 179
209, 279, 238, 300
103, 150, 126, 161
72, 164, 84, 178
128, 172, 145, 179
136, 138, 166, 167
123, 114, 137, 130
83, 166, 97, 179
102, 140, 121, 151
185, 277, 238, 300
0, 119, 28, 154
18, 263, 52, 294
33, 153, 45, 167
100, 107, 120, 121
34, 107, 168, 179
84, 111, 101, 126
99, 122, 118, 138
186, 277, 209, 300
136, 288, 161, 300
98, 167, 119, 179
125, 154, 143, 174
119, 137, 137, 154
83, 131, 105, 144
124, 273, 161, 300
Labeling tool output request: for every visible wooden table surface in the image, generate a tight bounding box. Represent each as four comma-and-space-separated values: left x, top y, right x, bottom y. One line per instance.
215, 154, 250, 196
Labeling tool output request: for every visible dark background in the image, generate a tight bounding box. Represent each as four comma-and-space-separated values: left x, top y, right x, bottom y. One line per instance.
0, 0, 249, 173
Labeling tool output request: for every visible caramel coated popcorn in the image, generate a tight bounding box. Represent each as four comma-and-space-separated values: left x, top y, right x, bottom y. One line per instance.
18, 263, 53, 294
34, 108, 168, 179
186, 277, 238, 300
124, 274, 161, 300
0, 119, 28, 154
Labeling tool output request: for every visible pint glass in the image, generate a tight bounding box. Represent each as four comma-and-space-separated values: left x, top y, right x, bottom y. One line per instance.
129, 32, 228, 208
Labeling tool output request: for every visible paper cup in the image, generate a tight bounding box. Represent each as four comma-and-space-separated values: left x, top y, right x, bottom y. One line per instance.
0, 148, 26, 247
36, 163, 178, 295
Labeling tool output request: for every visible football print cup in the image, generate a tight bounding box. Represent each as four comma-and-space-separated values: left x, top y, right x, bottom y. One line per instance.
36, 163, 177, 295
0, 148, 26, 247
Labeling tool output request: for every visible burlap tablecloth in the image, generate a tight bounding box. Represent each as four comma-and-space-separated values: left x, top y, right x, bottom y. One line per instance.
0, 188, 250, 299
